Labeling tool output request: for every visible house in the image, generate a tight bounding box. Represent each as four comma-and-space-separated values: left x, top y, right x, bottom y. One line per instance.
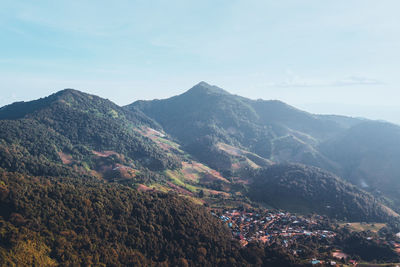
311, 259, 320, 265
349, 259, 357, 265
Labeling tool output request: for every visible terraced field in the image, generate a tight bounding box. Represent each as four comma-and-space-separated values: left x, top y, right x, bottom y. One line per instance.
216, 142, 272, 170
134, 127, 240, 204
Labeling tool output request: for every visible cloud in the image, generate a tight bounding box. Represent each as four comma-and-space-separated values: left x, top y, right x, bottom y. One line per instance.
332, 76, 384, 86
265, 73, 384, 88
264, 70, 321, 88
265, 80, 316, 88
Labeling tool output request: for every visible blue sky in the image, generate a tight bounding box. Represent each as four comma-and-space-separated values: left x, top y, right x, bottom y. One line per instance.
1, 0, 400, 124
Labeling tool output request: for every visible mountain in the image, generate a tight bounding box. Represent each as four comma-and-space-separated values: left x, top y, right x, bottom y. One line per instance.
1, 86, 399, 265
0, 89, 180, 180
248, 164, 399, 222
128, 82, 400, 213
320, 121, 400, 209
128, 82, 352, 174
0, 88, 253, 208
0, 89, 302, 266
0, 89, 158, 126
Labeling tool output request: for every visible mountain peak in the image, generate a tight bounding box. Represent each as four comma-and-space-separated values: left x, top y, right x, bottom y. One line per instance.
0, 88, 106, 120
186, 81, 230, 96
52, 88, 94, 101
54, 88, 81, 96
196, 81, 211, 87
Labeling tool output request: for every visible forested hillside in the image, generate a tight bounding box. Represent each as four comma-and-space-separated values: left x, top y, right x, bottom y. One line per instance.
1, 86, 399, 266
0, 89, 180, 180
129, 82, 400, 215
0, 169, 303, 266
128, 82, 351, 174
248, 164, 399, 222
0, 169, 231, 266
320, 121, 400, 211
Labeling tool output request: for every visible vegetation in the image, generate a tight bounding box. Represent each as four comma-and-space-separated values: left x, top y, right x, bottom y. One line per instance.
248, 164, 399, 222
0, 89, 180, 180
338, 222, 387, 233
0, 169, 253, 266
320, 121, 400, 212
128, 82, 349, 173
1, 86, 399, 265
334, 229, 399, 263
129, 82, 400, 220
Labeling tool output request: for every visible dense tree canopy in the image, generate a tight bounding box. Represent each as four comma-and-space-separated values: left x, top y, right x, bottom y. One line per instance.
0, 169, 257, 266
248, 164, 399, 222
0, 89, 180, 180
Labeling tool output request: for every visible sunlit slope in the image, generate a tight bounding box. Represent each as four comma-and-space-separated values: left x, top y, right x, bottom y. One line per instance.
0, 89, 180, 180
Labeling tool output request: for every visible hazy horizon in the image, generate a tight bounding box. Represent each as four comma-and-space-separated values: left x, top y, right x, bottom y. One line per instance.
1, 0, 399, 124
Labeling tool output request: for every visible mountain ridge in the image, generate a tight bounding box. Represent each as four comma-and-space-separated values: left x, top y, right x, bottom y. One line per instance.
127, 82, 351, 174
128, 82, 400, 213
1, 84, 400, 265
1, 85, 399, 218
0, 89, 180, 179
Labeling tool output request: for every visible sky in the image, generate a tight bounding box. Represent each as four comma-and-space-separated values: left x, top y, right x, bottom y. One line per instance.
1, 0, 400, 124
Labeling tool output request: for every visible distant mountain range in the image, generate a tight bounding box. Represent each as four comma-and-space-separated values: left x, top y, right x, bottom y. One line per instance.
128, 82, 357, 174
128, 81, 400, 212
1, 82, 399, 218
1, 82, 399, 265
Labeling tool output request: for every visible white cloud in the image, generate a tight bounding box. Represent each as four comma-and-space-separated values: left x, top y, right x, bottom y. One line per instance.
332, 76, 384, 86
265, 72, 384, 88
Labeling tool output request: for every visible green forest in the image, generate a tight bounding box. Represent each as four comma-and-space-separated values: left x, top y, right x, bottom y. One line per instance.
0, 86, 399, 266
248, 164, 398, 222
0, 169, 303, 266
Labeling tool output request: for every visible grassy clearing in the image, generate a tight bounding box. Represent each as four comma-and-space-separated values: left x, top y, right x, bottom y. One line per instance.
217, 142, 243, 157
149, 183, 170, 193
165, 170, 198, 192
157, 138, 181, 149
358, 263, 400, 267
246, 158, 260, 169
339, 222, 387, 233
181, 195, 205, 205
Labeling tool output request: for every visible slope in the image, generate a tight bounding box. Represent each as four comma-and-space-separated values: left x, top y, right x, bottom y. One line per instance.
0, 169, 254, 266
127, 82, 356, 173
320, 121, 400, 210
128, 82, 400, 215
247, 164, 399, 222
0, 89, 180, 180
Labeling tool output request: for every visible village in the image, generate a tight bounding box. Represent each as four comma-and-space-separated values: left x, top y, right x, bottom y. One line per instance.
213, 208, 400, 266
213, 208, 336, 247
